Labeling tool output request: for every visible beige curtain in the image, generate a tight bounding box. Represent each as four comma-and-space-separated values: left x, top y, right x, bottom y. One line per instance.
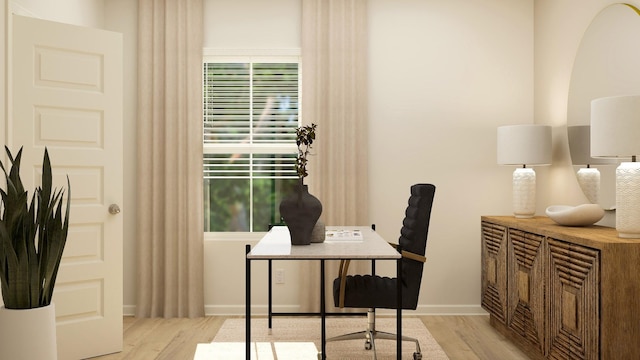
136, 0, 205, 318
300, 0, 369, 312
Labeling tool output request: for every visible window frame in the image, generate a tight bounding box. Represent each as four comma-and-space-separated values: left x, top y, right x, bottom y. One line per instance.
203, 49, 302, 237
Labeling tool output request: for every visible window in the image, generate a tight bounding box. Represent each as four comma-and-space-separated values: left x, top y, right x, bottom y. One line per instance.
203, 58, 300, 232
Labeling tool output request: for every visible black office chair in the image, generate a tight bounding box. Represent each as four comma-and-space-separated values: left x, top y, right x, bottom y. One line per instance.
328, 183, 436, 360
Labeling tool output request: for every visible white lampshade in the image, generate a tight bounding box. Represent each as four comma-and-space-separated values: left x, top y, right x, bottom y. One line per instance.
497, 125, 552, 218
497, 125, 552, 166
568, 125, 617, 166
591, 95, 640, 159
591, 95, 640, 238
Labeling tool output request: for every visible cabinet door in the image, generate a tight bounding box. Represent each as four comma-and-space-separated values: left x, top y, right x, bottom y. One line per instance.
508, 229, 545, 354
481, 221, 508, 323
547, 238, 599, 360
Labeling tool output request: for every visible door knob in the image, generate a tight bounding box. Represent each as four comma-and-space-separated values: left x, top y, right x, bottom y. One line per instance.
108, 204, 121, 214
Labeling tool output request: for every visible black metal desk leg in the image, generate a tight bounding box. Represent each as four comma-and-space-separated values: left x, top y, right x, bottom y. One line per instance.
268, 259, 273, 330
321, 259, 326, 360
397, 250, 403, 360
245, 244, 251, 360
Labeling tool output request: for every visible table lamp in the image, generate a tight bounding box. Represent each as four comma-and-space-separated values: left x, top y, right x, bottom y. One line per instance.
497, 124, 552, 218
591, 95, 640, 238
568, 125, 617, 204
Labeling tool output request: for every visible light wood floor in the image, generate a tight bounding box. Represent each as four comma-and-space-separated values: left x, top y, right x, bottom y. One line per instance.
90, 315, 530, 360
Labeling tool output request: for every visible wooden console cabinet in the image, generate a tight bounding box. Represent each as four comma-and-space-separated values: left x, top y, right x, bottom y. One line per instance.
481, 216, 640, 360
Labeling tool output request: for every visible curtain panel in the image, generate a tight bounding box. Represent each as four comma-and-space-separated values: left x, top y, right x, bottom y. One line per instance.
136, 0, 205, 318
300, 0, 369, 312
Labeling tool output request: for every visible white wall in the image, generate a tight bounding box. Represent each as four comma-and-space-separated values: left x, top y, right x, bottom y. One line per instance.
4, 0, 532, 315
10, 0, 104, 28
202, 0, 532, 315
203, 0, 300, 49
103, 0, 138, 314
367, 0, 532, 311
9, 0, 639, 316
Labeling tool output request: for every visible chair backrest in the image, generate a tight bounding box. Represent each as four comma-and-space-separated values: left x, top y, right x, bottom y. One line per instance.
398, 183, 436, 308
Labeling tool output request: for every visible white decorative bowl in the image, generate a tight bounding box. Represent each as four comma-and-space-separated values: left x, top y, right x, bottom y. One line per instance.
545, 204, 605, 226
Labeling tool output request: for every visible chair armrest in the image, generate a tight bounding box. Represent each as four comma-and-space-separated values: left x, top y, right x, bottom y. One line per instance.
337, 259, 351, 308
388, 243, 427, 263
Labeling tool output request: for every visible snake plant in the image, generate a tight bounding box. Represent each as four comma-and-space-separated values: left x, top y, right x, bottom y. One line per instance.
0, 147, 71, 309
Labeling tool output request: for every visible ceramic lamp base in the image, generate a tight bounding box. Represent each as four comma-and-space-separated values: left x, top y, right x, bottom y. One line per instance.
577, 167, 600, 204
616, 162, 640, 238
513, 167, 536, 218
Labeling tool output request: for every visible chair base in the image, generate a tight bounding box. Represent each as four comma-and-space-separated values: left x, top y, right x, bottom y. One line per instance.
326, 309, 422, 360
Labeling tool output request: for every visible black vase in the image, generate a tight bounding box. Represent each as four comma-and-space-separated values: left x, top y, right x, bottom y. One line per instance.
279, 183, 323, 245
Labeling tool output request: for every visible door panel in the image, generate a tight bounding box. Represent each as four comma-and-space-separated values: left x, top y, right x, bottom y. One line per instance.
11, 14, 123, 359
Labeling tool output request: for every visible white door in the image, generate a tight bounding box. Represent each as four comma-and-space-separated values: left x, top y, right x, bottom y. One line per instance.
11, 14, 123, 360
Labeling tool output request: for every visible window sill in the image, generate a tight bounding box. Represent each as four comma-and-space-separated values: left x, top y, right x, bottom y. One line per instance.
204, 232, 267, 242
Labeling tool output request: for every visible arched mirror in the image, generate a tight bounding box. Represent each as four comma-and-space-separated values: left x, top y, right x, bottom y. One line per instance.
567, 3, 640, 210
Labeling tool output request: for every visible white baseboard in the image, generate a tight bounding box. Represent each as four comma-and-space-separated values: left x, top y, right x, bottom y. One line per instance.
123, 305, 136, 317
205, 304, 302, 316
202, 304, 487, 316
415, 304, 487, 315
125, 304, 487, 317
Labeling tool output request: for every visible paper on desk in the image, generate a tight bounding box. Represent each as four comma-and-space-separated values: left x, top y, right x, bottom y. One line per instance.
325, 229, 363, 242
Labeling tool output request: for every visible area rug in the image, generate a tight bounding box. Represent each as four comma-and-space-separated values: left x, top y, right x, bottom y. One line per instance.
195, 317, 450, 359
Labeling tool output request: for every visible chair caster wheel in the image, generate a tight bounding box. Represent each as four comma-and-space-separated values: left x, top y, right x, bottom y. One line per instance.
413, 352, 422, 360
364, 340, 372, 350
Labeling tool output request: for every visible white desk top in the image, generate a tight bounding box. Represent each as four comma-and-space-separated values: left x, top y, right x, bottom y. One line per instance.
247, 226, 401, 260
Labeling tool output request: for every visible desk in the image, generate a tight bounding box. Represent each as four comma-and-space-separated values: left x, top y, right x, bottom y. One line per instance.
245, 226, 403, 359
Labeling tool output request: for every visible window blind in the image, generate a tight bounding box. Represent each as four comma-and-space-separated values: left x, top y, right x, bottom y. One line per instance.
202, 61, 300, 181
203, 62, 299, 145
203, 153, 297, 179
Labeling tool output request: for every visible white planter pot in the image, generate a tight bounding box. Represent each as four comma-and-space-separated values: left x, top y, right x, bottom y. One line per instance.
0, 303, 58, 360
